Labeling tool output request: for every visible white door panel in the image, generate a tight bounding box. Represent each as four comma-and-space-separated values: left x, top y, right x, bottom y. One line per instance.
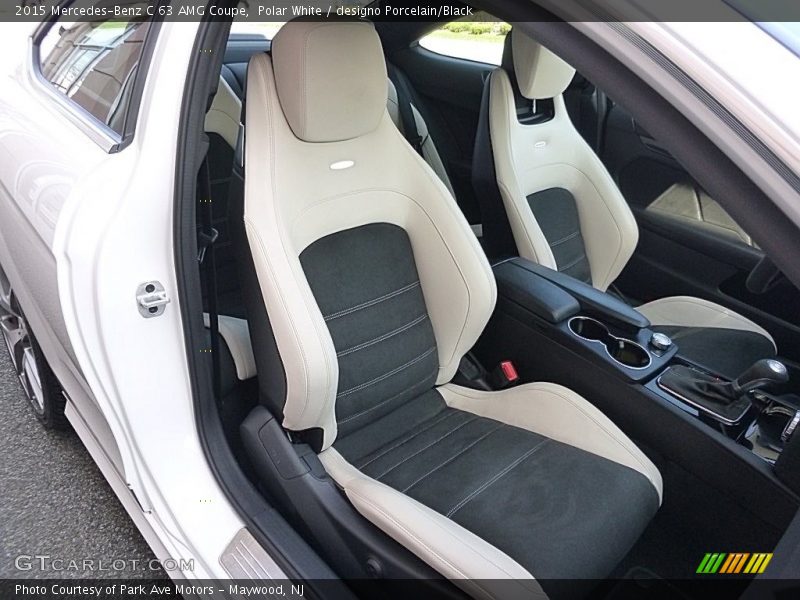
0, 27, 128, 481
0, 21, 250, 576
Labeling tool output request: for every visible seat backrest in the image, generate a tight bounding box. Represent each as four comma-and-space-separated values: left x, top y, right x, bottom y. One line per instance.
488, 30, 638, 292
243, 20, 495, 450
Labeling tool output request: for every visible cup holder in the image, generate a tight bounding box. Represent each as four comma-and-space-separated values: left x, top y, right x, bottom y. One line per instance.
568, 316, 651, 370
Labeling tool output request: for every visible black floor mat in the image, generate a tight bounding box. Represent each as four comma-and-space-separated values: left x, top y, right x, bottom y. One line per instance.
602, 567, 690, 600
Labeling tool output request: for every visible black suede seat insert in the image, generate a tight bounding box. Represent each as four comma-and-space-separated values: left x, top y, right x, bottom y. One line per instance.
300, 222, 659, 587
299, 223, 440, 438
652, 325, 776, 380
527, 188, 592, 284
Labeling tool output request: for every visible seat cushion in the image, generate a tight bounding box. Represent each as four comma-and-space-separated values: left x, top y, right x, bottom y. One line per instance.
326, 384, 661, 598
652, 325, 776, 380
637, 295, 776, 378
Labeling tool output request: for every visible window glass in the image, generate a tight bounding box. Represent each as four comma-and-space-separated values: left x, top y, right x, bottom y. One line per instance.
419, 12, 510, 65
229, 21, 285, 39
38, 11, 152, 135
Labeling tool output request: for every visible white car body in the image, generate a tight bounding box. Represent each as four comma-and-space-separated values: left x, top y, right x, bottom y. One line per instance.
0, 11, 798, 583
0, 20, 254, 579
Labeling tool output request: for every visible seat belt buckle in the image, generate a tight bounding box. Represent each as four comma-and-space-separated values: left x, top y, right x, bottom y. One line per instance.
197, 227, 219, 263
490, 360, 520, 389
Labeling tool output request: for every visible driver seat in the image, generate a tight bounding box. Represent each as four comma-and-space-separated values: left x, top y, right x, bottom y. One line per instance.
241, 20, 661, 598
482, 30, 776, 379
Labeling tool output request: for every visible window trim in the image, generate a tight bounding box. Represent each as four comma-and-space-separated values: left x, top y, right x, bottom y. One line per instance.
28, 2, 165, 154
414, 39, 503, 68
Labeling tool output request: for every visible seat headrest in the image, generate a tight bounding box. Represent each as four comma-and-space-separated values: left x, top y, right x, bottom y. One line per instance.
510, 29, 575, 100
271, 20, 388, 143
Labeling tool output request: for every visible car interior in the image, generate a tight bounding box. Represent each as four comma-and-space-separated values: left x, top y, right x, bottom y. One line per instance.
180, 7, 800, 599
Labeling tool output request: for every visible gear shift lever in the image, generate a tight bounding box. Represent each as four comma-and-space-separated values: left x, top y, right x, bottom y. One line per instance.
658, 358, 790, 425
730, 359, 789, 398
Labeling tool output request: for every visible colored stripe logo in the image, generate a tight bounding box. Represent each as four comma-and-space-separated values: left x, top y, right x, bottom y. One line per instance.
696, 553, 773, 574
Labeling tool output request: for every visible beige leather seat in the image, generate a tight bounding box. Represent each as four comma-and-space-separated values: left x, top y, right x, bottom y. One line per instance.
484, 29, 776, 378
241, 20, 661, 598
201, 72, 456, 377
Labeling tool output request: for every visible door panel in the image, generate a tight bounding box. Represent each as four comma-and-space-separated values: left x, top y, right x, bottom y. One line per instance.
602, 103, 800, 362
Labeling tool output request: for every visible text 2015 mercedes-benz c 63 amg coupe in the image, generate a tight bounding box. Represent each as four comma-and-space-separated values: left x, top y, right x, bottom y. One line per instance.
1, 2, 800, 598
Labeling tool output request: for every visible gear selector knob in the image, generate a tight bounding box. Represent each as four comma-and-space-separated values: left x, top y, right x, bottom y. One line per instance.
731, 358, 789, 397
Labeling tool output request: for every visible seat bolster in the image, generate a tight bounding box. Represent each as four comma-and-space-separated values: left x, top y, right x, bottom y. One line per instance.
387, 79, 401, 128
636, 296, 776, 350
489, 69, 558, 272
439, 383, 663, 502
320, 448, 546, 600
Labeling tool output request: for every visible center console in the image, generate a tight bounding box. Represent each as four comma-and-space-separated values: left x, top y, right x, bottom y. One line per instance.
473, 258, 800, 519
493, 258, 677, 381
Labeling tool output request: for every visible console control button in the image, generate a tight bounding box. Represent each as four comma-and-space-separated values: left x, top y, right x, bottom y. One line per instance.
650, 332, 673, 352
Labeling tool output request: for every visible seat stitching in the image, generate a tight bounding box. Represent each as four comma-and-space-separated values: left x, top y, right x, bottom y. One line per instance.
337, 314, 429, 357
356, 410, 459, 470
348, 487, 473, 578
552, 395, 665, 479
346, 486, 548, 595
446, 439, 550, 518
374, 416, 478, 480
539, 392, 655, 479
337, 346, 436, 398
337, 372, 436, 426
402, 423, 506, 493
548, 230, 580, 247
557, 252, 588, 272
518, 159, 631, 291
292, 178, 492, 378
346, 487, 542, 593
324, 281, 420, 321
443, 385, 658, 489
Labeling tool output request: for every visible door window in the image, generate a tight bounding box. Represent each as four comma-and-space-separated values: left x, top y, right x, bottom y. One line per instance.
37, 8, 154, 136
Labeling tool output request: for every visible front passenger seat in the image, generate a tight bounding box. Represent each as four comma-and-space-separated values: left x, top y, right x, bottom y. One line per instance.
242, 20, 661, 598
482, 29, 776, 378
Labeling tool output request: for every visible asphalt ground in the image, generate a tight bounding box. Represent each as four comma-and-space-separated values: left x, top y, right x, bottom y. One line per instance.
0, 343, 158, 580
